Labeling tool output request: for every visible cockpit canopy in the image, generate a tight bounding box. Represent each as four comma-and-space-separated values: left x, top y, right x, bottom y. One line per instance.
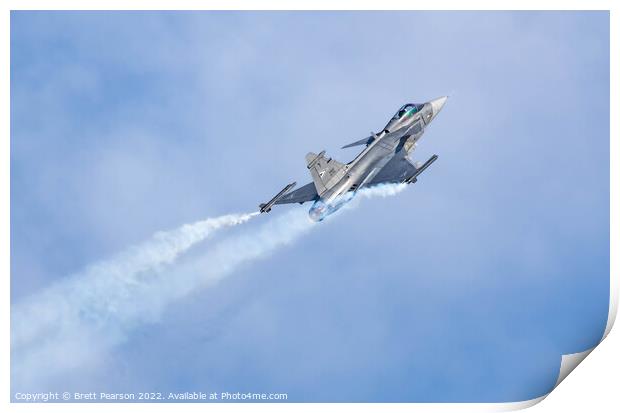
392, 103, 425, 120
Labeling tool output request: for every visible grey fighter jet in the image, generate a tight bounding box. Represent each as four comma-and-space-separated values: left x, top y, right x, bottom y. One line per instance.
259, 97, 448, 221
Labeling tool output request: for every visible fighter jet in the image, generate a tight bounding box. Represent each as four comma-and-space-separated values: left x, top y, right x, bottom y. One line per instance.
259, 96, 448, 221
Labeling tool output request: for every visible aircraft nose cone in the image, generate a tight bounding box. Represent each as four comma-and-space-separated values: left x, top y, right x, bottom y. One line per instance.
429, 96, 448, 117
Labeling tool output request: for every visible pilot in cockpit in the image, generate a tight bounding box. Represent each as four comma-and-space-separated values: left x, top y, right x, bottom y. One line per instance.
393, 103, 424, 120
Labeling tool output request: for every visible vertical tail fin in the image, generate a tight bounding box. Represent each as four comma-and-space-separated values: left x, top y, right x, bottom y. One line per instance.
305, 151, 346, 196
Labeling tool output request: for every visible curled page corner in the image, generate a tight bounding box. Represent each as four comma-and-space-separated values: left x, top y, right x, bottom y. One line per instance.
552, 291, 618, 388
500, 293, 617, 411
548, 291, 617, 393
494, 347, 598, 411
555, 348, 595, 387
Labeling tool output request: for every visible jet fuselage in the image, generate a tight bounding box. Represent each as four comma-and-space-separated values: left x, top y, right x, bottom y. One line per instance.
308, 97, 447, 221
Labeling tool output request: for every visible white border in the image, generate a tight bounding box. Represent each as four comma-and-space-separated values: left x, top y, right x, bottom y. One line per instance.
2, 1, 616, 412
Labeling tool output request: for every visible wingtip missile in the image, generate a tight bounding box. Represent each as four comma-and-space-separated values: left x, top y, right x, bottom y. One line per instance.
259, 182, 297, 213
405, 154, 438, 184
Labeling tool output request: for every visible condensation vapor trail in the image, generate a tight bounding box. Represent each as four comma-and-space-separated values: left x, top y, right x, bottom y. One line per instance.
358, 182, 408, 199
11, 183, 406, 389
11, 212, 259, 370
11, 208, 308, 389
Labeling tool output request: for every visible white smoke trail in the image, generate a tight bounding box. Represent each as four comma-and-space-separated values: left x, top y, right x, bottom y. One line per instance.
338, 182, 408, 214
358, 182, 408, 199
11, 184, 406, 389
11, 211, 258, 385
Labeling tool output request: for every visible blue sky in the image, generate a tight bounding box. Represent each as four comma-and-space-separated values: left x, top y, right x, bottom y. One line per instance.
10, 11, 609, 402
